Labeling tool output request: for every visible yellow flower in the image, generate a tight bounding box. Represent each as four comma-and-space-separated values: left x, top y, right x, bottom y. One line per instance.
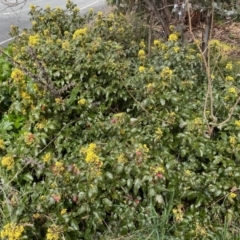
73, 7, 79, 12
61, 209, 67, 215
24, 132, 34, 145
78, 98, 87, 106
184, 170, 192, 177
52, 161, 65, 174
153, 166, 165, 173
0, 139, 5, 149
193, 117, 202, 125
160, 67, 173, 78
139, 66, 145, 73
210, 39, 220, 46
2, 156, 14, 170
147, 83, 155, 92
226, 62, 233, 70
235, 120, 240, 127
153, 39, 161, 46
108, 13, 114, 19
138, 49, 145, 59
88, 8, 94, 14
28, 34, 40, 46
172, 205, 183, 222
43, 153, 51, 163
43, 29, 49, 36
149, 66, 154, 72
229, 192, 237, 199
225, 76, 234, 81
11, 68, 24, 83
117, 153, 127, 163
173, 46, 180, 53
46, 225, 62, 240
168, 33, 178, 41
30, 4, 36, 11
139, 40, 146, 48
97, 11, 103, 17
228, 87, 237, 94
169, 25, 175, 32
0, 223, 24, 240
33, 213, 41, 219
46, 5, 51, 10
155, 127, 163, 139
21, 91, 31, 100
81, 143, 100, 162
195, 222, 207, 236
55, 98, 62, 104
229, 136, 236, 145
73, 27, 87, 39
62, 40, 70, 50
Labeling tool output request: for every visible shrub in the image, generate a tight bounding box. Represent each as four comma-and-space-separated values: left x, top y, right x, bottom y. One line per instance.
1, 1, 240, 239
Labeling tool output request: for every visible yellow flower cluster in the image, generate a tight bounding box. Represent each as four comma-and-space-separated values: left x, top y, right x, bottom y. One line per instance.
55, 98, 63, 105
78, 98, 87, 106
160, 67, 173, 78
80, 143, 102, 176
184, 169, 192, 177
139, 40, 145, 49
229, 192, 237, 199
1, 156, 14, 170
46, 225, 62, 240
73, 27, 87, 39
226, 62, 233, 70
193, 117, 202, 125
153, 39, 161, 47
155, 127, 163, 140
195, 222, 207, 236
168, 33, 178, 42
235, 120, 240, 127
117, 153, 127, 163
0, 139, 5, 149
62, 40, 70, 50
210, 39, 220, 46
43, 153, 51, 163
24, 132, 34, 145
228, 87, 237, 94
172, 204, 184, 222
229, 136, 236, 145
173, 46, 180, 53
153, 166, 165, 174
52, 161, 65, 174
30, 4, 36, 11
108, 13, 114, 19
81, 143, 101, 163
28, 34, 40, 46
225, 76, 234, 81
11, 68, 24, 83
139, 66, 145, 73
147, 83, 155, 92
0, 223, 24, 240
61, 208, 67, 215
138, 49, 145, 60
21, 91, 31, 100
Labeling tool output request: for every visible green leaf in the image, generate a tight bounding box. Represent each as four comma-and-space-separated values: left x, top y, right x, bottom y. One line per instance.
67, 86, 80, 106
22, 173, 33, 182
102, 198, 112, 208
70, 219, 79, 231
133, 178, 141, 195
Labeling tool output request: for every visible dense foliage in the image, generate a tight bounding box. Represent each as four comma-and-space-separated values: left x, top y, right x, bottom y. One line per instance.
0, 1, 240, 239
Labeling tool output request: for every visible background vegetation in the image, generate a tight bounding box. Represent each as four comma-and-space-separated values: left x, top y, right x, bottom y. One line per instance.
0, 0, 240, 239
